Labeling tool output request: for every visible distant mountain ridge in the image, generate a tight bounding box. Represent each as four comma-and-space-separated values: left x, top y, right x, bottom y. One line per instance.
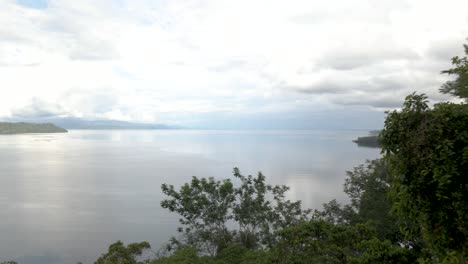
0, 122, 67, 134
3, 117, 179, 130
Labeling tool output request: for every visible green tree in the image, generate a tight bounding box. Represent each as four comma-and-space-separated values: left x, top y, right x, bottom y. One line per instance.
150, 246, 203, 264
319, 159, 404, 243
161, 175, 235, 255
160, 168, 310, 255
440, 43, 468, 100
95, 240, 151, 264
343, 159, 402, 243
380, 93, 468, 261
149, 245, 272, 264
272, 220, 413, 264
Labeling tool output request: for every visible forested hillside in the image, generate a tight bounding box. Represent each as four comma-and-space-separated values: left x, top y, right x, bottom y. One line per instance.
0, 122, 67, 134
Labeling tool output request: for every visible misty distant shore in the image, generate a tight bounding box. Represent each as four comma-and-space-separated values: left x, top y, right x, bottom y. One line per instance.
2, 118, 180, 130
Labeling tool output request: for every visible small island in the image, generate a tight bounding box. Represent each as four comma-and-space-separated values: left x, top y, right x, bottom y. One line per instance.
352, 130, 380, 148
0, 122, 68, 134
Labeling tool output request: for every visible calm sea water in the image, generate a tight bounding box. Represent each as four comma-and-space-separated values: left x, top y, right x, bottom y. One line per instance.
0, 129, 380, 263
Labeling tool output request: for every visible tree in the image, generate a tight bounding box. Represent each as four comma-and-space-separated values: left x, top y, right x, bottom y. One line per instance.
161, 175, 235, 255
95, 240, 151, 264
149, 245, 272, 264
160, 168, 310, 255
150, 246, 203, 264
343, 159, 403, 243
380, 93, 468, 261
440, 43, 468, 100
318, 159, 404, 243
272, 220, 413, 264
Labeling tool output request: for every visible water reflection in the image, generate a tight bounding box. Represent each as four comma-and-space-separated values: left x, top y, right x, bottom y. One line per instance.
0, 130, 380, 263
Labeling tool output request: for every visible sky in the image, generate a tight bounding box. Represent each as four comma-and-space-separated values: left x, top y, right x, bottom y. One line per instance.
0, 0, 467, 129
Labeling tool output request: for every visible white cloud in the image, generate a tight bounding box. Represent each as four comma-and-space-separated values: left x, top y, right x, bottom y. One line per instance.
0, 0, 467, 127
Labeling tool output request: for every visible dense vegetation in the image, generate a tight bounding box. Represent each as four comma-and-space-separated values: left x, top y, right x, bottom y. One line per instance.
94, 160, 417, 264
381, 43, 467, 262
380, 68, 467, 261
0, 122, 67, 134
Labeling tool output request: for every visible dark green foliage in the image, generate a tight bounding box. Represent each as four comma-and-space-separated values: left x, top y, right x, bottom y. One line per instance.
319, 159, 403, 243
156, 166, 418, 263
344, 160, 390, 215
380, 93, 468, 260
0, 122, 67, 134
272, 220, 413, 264
0, 262, 18, 264
161, 175, 235, 255
149, 245, 272, 264
95, 240, 151, 264
97, 163, 420, 263
160, 168, 310, 255
215, 245, 249, 264
343, 159, 402, 243
318, 199, 355, 225
355, 238, 416, 264
440, 43, 468, 100
215, 245, 271, 264
314, 159, 419, 262
150, 247, 201, 264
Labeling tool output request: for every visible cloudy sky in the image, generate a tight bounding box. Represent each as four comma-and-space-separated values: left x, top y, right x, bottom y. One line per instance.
1, 0, 467, 129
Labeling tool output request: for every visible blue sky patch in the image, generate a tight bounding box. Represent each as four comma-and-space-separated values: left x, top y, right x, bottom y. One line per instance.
16, 0, 48, 9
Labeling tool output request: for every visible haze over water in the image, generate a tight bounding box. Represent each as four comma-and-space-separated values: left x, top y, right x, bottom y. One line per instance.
0, 129, 380, 263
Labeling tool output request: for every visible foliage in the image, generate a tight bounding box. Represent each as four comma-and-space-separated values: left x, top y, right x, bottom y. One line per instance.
343, 159, 402, 243
150, 246, 201, 264
97, 161, 423, 263
318, 198, 355, 225
149, 245, 272, 264
156, 164, 420, 263
211, 244, 271, 264
160, 168, 310, 255
380, 93, 468, 260
161, 175, 235, 255
95, 240, 151, 264
318, 159, 403, 243
272, 220, 414, 264
440, 43, 468, 100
